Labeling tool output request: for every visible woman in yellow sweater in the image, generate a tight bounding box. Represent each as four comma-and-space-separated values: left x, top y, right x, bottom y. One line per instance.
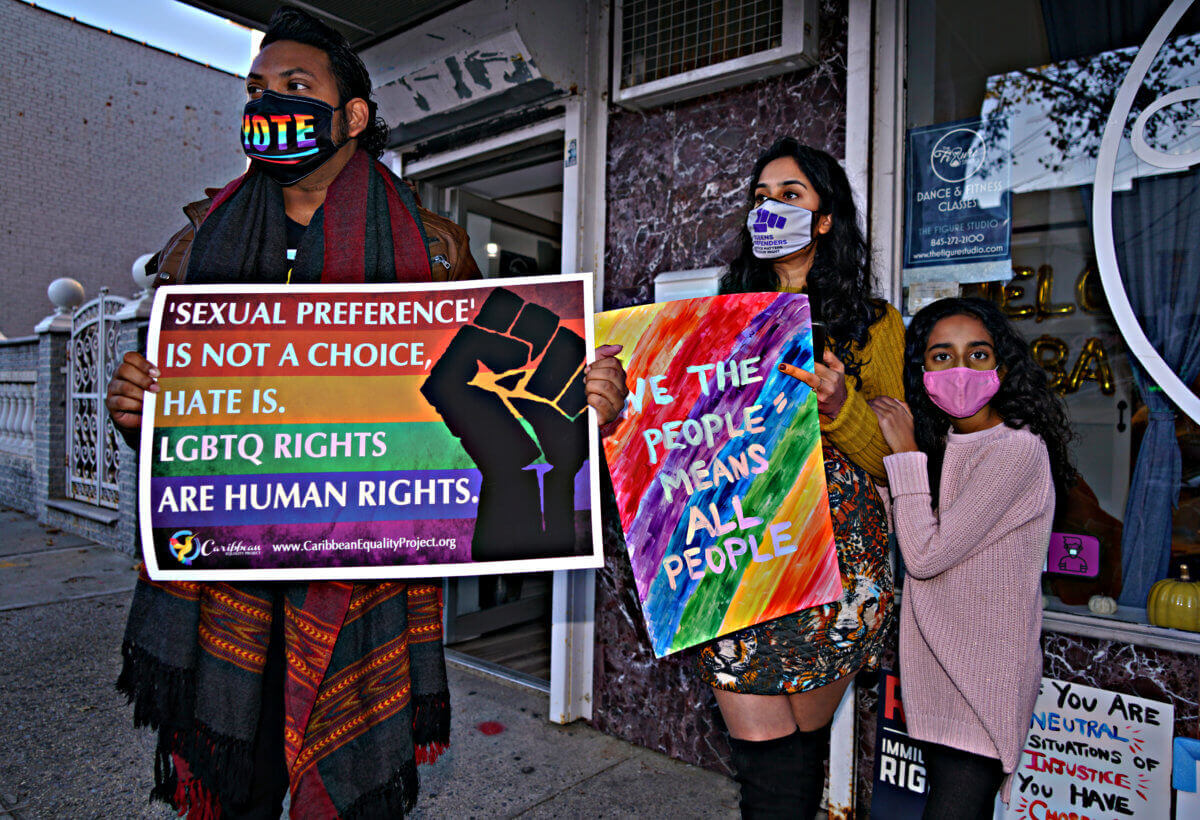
696, 138, 903, 818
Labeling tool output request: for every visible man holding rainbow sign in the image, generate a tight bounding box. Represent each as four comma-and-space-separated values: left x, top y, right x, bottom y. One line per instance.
104, 8, 626, 819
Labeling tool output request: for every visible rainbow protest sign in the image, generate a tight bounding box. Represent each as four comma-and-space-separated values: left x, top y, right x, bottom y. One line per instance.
139, 275, 601, 581
596, 293, 840, 657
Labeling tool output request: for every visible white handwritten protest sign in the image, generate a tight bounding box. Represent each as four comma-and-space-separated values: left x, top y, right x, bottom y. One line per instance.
1002, 678, 1173, 820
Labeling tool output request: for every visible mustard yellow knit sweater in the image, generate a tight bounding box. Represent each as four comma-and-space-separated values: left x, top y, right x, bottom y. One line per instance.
818, 303, 906, 481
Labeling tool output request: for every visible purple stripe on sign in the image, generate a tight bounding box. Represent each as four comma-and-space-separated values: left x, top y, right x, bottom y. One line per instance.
150, 470, 480, 528
157, 518, 477, 569
574, 461, 592, 511
151, 464, 594, 529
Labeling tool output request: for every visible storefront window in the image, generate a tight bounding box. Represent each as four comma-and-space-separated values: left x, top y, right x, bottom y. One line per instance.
902, 0, 1200, 620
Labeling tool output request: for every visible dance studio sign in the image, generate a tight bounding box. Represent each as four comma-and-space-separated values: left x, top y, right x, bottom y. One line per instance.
139, 276, 601, 581
596, 293, 841, 657
903, 116, 1012, 285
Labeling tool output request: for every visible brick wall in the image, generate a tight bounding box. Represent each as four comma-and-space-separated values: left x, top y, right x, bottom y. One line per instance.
0, 0, 247, 338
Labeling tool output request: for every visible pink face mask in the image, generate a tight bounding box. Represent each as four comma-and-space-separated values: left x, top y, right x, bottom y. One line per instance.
922, 367, 1000, 418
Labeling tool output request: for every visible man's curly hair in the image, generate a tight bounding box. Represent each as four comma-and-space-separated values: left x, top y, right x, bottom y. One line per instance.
261, 6, 389, 157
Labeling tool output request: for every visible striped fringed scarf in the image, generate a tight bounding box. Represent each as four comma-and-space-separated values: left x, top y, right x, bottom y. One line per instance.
118, 149, 454, 818
119, 576, 449, 819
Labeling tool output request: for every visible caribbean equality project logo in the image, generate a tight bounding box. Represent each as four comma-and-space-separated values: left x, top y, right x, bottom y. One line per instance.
169, 529, 199, 565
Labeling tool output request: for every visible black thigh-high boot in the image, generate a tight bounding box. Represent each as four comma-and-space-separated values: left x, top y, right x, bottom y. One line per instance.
728, 723, 831, 820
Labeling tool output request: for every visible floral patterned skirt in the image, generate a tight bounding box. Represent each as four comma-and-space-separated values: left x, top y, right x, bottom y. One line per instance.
696, 442, 895, 694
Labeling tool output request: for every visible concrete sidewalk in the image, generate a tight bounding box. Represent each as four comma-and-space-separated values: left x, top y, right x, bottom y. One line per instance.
0, 507, 738, 818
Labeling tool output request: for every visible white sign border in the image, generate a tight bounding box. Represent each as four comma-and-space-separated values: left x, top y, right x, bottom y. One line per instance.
138, 272, 604, 582
999, 676, 1175, 820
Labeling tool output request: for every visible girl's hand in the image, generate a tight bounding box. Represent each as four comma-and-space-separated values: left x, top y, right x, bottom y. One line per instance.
105, 351, 160, 431
868, 396, 919, 453
779, 350, 849, 417
585, 344, 628, 426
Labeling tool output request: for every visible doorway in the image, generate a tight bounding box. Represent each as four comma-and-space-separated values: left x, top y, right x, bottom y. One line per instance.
404, 123, 565, 689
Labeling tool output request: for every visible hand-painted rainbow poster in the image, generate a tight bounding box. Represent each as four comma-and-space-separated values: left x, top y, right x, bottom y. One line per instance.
139, 275, 602, 581
596, 293, 840, 657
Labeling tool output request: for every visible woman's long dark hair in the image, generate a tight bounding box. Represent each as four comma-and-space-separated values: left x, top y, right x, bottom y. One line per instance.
720, 137, 886, 386
904, 298, 1077, 504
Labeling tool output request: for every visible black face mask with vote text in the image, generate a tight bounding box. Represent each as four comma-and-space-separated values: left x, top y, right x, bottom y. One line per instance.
241, 90, 343, 186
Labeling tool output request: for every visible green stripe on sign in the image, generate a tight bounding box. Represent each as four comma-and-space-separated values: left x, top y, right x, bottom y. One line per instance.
668, 397, 823, 652
151, 422, 473, 476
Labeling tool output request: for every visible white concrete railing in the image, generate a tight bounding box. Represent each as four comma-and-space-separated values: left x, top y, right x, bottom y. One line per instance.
0, 371, 36, 455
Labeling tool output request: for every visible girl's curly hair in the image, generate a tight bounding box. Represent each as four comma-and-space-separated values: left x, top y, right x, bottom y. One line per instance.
720, 138, 887, 388
904, 297, 1077, 505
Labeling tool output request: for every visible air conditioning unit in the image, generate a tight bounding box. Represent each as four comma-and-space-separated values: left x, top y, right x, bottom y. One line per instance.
654, 267, 723, 302
613, 0, 818, 109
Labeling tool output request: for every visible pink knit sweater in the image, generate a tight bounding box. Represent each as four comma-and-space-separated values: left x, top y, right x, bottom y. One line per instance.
883, 422, 1054, 788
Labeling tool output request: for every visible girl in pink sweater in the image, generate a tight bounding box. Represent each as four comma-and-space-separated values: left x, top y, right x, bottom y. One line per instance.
869, 298, 1076, 818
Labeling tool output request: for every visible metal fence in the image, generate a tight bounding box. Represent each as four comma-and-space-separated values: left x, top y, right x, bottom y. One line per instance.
66, 289, 129, 509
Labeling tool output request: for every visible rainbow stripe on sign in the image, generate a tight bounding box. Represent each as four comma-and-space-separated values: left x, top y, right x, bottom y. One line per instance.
596, 293, 840, 657
140, 278, 599, 581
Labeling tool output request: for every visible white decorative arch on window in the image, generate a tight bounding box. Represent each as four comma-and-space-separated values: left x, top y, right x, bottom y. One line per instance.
1092, 0, 1200, 424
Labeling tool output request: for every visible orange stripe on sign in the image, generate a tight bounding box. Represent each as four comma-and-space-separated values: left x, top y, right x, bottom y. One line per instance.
154, 328, 454, 378
153, 376, 443, 427
558, 318, 586, 338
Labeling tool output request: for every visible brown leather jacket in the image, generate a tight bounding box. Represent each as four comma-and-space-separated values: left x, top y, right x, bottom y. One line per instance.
151, 188, 481, 285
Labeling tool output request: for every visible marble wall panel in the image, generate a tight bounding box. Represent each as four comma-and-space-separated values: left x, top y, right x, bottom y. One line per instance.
603, 0, 850, 311
1041, 633, 1199, 740
592, 477, 732, 772
853, 647, 897, 814
591, 0, 849, 772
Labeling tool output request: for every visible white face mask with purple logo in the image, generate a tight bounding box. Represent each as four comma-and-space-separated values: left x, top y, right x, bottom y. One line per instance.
746, 198, 815, 259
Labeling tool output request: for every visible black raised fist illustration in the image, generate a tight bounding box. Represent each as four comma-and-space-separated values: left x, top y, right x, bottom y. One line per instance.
421, 288, 587, 561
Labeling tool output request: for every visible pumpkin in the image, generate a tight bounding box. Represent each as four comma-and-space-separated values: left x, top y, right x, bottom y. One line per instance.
1146, 564, 1200, 632
1088, 595, 1118, 616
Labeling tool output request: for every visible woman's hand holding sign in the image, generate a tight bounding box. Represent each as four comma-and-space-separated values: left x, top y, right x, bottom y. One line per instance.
779, 349, 849, 417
